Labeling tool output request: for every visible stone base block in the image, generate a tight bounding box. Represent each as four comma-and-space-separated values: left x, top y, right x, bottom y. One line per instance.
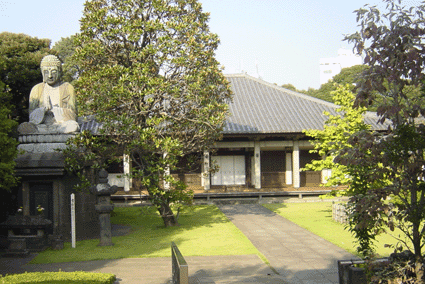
18, 143, 67, 153
9, 238, 26, 251
19, 134, 76, 144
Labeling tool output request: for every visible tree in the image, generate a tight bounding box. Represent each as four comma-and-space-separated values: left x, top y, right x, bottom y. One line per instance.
306, 65, 368, 102
339, 1, 425, 281
0, 81, 19, 224
0, 81, 18, 191
303, 84, 370, 187
71, 0, 232, 227
0, 32, 51, 123
52, 35, 80, 83
281, 83, 297, 92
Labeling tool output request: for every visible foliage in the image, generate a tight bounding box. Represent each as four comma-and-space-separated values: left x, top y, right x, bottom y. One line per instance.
338, 0, 425, 281
52, 35, 80, 83
281, 83, 298, 92
63, 130, 120, 192
303, 84, 370, 187
319, 190, 344, 199
69, 0, 232, 227
0, 32, 51, 123
0, 271, 116, 284
0, 81, 19, 192
305, 65, 368, 102
366, 248, 419, 283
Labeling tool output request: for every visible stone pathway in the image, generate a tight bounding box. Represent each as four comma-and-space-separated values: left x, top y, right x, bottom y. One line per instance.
0, 254, 282, 283
218, 204, 359, 284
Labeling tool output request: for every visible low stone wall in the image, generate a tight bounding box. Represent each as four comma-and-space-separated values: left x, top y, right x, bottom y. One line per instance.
332, 203, 349, 224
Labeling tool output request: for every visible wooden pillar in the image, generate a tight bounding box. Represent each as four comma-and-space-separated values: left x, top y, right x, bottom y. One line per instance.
286, 152, 292, 185
123, 154, 132, 192
293, 141, 300, 188
202, 151, 210, 191
254, 141, 261, 189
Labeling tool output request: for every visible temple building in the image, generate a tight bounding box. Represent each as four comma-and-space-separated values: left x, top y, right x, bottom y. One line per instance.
83, 73, 385, 193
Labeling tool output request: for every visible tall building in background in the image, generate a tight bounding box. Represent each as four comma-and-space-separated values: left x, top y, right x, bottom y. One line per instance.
319, 48, 363, 85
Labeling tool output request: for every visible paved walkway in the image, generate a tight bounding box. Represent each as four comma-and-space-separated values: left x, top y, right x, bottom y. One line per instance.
0, 203, 358, 283
218, 204, 359, 284
0, 254, 284, 283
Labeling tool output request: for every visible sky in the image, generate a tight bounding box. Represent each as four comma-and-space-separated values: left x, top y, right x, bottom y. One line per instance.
0, 0, 418, 90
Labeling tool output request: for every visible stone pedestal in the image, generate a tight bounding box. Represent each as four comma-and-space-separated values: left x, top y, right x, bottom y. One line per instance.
14, 133, 99, 243
95, 203, 115, 246
1, 215, 52, 255
93, 170, 118, 247
8, 238, 28, 255
49, 234, 64, 250
17, 134, 75, 153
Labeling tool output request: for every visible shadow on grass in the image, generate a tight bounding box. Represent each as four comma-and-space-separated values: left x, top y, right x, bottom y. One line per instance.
319, 208, 332, 218
25, 204, 258, 265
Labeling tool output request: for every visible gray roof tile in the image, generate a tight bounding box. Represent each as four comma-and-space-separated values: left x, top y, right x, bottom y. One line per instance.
223, 73, 385, 134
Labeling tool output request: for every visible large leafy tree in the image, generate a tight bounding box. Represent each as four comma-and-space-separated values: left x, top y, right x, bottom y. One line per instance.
0, 80, 19, 223
0, 81, 18, 192
0, 32, 51, 123
303, 84, 370, 187
52, 35, 80, 83
338, 0, 425, 281
71, 0, 232, 227
305, 65, 368, 102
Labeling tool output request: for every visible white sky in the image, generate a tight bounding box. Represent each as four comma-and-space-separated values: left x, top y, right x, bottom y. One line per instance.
0, 0, 418, 90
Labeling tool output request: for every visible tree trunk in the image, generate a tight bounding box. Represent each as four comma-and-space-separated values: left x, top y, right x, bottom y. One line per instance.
413, 224, 424, 283
157, 201, 179, 227
415, 260, 424, 284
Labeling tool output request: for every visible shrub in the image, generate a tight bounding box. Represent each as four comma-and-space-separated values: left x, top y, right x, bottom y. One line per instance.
0, 271, 116, 284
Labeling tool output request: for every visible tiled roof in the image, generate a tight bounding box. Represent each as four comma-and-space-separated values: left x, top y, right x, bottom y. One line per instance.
78, 115, 103, 133
223, 73, 385, 134
78, 73, 386, 135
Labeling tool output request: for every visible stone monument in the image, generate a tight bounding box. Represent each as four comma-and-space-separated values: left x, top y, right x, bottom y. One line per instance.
10, 55, 99, 247
93, 169, 118, 246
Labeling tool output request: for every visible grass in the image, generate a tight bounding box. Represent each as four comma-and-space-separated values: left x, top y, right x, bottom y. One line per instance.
30, 205, 261, 264
262, 201, 405, 257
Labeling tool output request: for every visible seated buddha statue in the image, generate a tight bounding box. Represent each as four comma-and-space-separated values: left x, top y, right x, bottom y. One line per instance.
18, 55, 79, 134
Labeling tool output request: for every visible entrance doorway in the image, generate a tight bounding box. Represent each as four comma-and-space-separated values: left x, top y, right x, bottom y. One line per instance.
211, 156, 246, 185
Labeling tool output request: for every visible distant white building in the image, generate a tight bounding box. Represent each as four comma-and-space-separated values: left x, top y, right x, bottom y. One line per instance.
319, 48, 363, 85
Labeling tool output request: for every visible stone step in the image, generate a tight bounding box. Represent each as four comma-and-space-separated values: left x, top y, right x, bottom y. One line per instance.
211, 198, 260, 205
191, 274, 288, 283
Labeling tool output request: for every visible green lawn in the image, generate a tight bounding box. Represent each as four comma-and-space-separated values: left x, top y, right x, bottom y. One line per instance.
262, 202, 405, 257
30, 205, 261, 264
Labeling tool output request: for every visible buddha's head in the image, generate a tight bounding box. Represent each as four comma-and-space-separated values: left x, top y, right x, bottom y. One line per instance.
40, 55, 62, 86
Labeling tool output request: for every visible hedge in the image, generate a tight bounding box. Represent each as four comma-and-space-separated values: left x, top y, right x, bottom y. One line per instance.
0, 271, 116, 284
